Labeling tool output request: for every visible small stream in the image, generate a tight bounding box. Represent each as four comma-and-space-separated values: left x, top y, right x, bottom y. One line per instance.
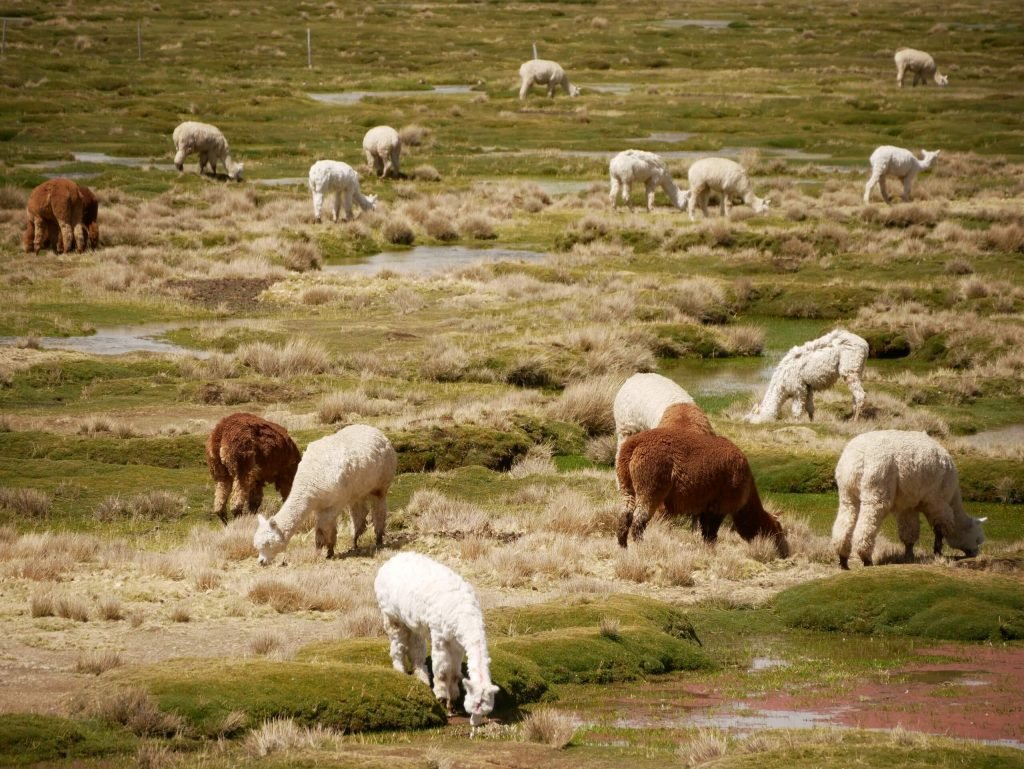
309, 85, 476, 105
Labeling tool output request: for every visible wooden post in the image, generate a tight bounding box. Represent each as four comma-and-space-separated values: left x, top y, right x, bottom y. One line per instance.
137, 22, 142, 61
307, 28, 312, 69
532, 42, 538, 60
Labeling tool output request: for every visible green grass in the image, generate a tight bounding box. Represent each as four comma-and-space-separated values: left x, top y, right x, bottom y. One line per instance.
0, 713, 134, 765
775, 567, 1024, 641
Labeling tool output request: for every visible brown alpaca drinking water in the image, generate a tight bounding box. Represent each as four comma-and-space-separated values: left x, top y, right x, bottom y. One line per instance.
616, 403, 788, 556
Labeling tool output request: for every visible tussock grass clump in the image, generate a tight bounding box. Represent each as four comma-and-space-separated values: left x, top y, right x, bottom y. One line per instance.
193, 568, 221, 592
718, 324, 765, 356
419, 341, 470, 382
425, 213, 459, 242
94, 491, 186, 522
248, 573, 351, 613
249, 632, 283, 657
301, 286, 339, 305
542, 490, 599, 535
318, 389, 392, 423
521, 708, 576, 748
244, 717, 339, 757
76, 651, 124, 675
97, 597, 124, 621
336, 605, 385, 638
0, 487, 51, 519
235, 339, 332, 377
983, 223, 1024, 253
550, 374, 623, 436
508, 443, 556, 479
412, 165, 441, 182
284, 240, 322, 272
169, 605, 191, 623
398, 123, 431, 147
216, 517, 257, 561
30, 592, 55, 618
461, 213, 497, 240
406, 489, 490, 537
679, 728, 729, 766
80, 687, 184, 737
381, 217, 415, 245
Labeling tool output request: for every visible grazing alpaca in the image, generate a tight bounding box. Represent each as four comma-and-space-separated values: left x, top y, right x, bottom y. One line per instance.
205, 413, 301, 523
832, 430, 985, 569
609, 150, 689, 211
362, 125, 402, 179
308, 160, 378, 223
518, 58, 580, 99
863, 146, 940, 204
172, 121, 244, 181
895, 48, 948, 87
617, 403, 788, 556
22, 183, 99, 253
24, 178, 86, 254
613, 373, 697, 462
746, 330, 868, 423
253, 424, 396, 564
375, 552, 499, 732
687, 157, 770, 221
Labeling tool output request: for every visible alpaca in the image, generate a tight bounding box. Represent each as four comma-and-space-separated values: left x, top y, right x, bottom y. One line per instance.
172, 121, 244, 181
205, 413, 301, 523
22, 183, 99, 253
518, 58, 580, 99
863, 146, 940, 204
687, 157, 770, 221
895, 48, 948, 87
746, 330, 868, 423
362, 125, 402, 179
24, 178, 86, 255
831, 430, 985, 569
308, 160, 378, 223
252, 424, 396, 564
613, 373, 697, 461
375, 552, 500, 732
609, 150, 689, 212
617, 404, 789, 557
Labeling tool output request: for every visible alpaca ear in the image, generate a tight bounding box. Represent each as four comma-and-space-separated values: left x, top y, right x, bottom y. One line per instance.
486, 684, 499, 695
978, 517, 988, 524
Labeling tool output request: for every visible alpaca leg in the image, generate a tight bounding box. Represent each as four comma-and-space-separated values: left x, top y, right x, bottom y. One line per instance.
430, 634, 455, 710
197, 151, 208, 175
57, 222, 74, 255
332, 190, 342, 223
831, 492, 860, 569
246, 483, 264, 516
445, 642, 465, 706
519, 77, 531, 100
804, 388, 815, 421
846, 375, 866, 420
370, 492, 388, 549
609, 177, 620, 207
863, 173, 880, 204
901, 176, 913, 202
719, 194, 727, 217
213, 479, 232, 523
72, 223, 87, 253
645, 180, 657, 212
350, 500, 369, 552
687, 189, 698, 221
698, 509, 724, 543
879, 177, 892, 204
409, 630, 430, 687
850, 495, 886, 567
32, 216, 46, 253
312, 190, 324, 224
896, 510, 921, 562
547, 82, 556, 98
274, 475, 293, 503
343, 189, 354, 221
699, 190, 710, 219
383, 615, 413, 674
896, 64, 905, 87
315, 512, 338, 558
616, 493, 637, 548
630, 498, 662, 543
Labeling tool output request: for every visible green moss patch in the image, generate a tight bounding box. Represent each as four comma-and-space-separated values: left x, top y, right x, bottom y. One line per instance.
0, 713, 134, 765
112, 659, 446, 735
775, 567, 1024, 641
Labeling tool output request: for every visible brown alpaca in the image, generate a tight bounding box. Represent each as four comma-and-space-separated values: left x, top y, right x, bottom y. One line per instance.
22, 184, 99, 253
205, 413, 302, 523
24, 178, 86, 254
616, 404, 789, 557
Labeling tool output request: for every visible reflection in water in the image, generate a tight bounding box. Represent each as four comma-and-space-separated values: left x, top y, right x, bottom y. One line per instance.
310, 85, 475, 105
322, 245, 547, 276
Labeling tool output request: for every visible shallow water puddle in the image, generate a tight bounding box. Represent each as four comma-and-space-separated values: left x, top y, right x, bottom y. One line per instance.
0, 323, 203, 357
961, 423, 1024, 450
631, 132, 696, 143
579, 83, 634, 94
749, 656, 790, 671
323, 245, 547, 276
72, 152, 177, 172
660, 19, 735, 29
254, 177, 307, 187
309, 85, 475, 104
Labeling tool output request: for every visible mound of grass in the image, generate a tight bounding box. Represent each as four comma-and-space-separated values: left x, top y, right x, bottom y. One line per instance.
487, 594, 700, 638
112, 659, 446, 736
775, 567, 1024, 641
0, 714, 133, 765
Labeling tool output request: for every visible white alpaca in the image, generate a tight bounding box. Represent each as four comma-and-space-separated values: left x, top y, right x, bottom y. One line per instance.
609, 150, 690, 212
863, 146, 940, 205
686, 157, 770, 221
308, 160, 378, 224
831, 430, 985, 569
172, 121, 244, 181
613, 373, 695, 459
895, 48, 948, 88
252, 424, 396, 564
746, 330, 868, 423
362, 125, 402, 179
375, 552, 499, 731
518, 59, 580, 100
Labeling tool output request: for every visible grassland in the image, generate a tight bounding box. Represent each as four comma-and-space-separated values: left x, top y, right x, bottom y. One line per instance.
0, 0, 1022, 766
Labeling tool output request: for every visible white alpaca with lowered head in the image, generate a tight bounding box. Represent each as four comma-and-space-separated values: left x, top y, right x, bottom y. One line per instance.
253, 424, 396, 564
863, 145, 940, 205
374, 552, 499, 731
172, 121, 244, 181
609, 150, 689, 212
308, 160, 377, 223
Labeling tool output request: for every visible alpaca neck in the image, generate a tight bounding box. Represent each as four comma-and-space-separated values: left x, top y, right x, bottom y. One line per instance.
753, 383, 784, 422
742, 191, 762, 209
661, 176, 682, 208
270, 497, 304, 543
455, 613, 492, 686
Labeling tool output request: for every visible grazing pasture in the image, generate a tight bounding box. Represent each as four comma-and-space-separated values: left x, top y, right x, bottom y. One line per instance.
0, 0, 1022, 766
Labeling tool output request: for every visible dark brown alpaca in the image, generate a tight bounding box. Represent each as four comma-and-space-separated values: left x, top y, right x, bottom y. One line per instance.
205, 413, 302, 523
23, 183, 99, 253
616, 404, 789, 556
24, 178, 86, 254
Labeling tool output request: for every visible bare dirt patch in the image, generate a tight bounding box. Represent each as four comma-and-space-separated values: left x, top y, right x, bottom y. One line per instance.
164, 278, 278, 311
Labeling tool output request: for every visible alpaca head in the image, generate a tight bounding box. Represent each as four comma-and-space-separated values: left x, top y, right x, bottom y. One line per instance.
253, 514, 287, 565
935, 73, 949, 86
676, 189, 691, 210
462, 678, 500, 728
945, 515, 986, 558
920, 150, 941, 169
568, 84, 581, 97
365, 194, 378, 211
229, 163, 245, 182
753, 196, 771, 215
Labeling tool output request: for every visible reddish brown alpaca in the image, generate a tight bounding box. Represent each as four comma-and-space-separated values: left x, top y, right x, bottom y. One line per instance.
206, 413, 302, 523
616, 404, 789, 556
24, 179, 86, 254
22, 184, 99, 253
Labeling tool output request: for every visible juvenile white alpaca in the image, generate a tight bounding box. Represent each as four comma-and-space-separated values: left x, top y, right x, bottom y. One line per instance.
308, 160, 378, 223
747, 330, 868, 423
687, 157, 770, 221
895, 48, 948, 87
863, 146, 940, 204
252, 424, 396, 564
518, 59, 580, 99
831, 430, 985, 569
172, 121, 244, 181
375, 552, 500, 731
609, 150, 689, 212
613, 373, 695, 460
362, 125, 402, 179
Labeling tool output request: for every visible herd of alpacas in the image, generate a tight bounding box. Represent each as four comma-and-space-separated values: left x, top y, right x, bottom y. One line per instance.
16, 47, 979, 731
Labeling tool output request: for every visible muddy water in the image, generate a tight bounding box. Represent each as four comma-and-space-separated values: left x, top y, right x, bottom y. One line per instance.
0, 323, 203, 357
323, 245, 547, 276
309, 85, 475, 105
